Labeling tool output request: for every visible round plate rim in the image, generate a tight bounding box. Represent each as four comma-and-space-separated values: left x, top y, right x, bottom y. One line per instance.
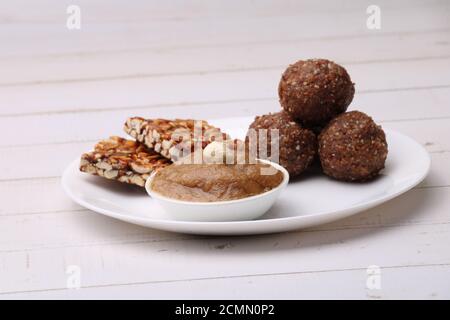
61, 129, 431, 235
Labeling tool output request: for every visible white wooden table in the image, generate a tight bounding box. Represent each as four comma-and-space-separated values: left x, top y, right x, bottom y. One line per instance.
1, 0, 449, 299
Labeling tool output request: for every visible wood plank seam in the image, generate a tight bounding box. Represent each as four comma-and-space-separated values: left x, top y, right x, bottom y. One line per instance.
2, 55, 450, 88
1, 261, 449, 297
4, 27, 448, 60
1, 84, 449, 118
1, 221, 449, 254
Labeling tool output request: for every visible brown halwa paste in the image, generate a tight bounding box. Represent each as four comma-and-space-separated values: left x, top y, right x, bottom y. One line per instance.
150, 163, 284, 202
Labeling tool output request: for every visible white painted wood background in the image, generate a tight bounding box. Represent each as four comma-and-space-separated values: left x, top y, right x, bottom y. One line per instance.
0, 0, 449, 299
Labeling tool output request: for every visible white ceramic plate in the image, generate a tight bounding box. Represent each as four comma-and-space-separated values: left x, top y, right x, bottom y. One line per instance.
62, 116, 430, 235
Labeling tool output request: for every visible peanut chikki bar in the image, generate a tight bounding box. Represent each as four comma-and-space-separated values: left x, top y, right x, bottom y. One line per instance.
79, 136, 171, 187
124, 117, 229, 162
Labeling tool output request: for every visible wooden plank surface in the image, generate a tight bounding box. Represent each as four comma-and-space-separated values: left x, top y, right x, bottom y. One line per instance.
0, 0, 449, 299
2, 264, 449, 299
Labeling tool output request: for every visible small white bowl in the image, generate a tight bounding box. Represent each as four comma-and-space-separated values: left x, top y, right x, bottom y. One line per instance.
145, 159, 289, 222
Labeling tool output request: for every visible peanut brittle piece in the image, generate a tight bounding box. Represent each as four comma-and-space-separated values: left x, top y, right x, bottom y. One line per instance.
124, 117, 229, 162
79, 136, 171, 187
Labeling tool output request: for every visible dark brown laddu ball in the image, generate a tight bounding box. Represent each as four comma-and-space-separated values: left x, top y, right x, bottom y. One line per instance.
279, 59, 355, 127
247, 111, 317, 177
318, 111, 388, 182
